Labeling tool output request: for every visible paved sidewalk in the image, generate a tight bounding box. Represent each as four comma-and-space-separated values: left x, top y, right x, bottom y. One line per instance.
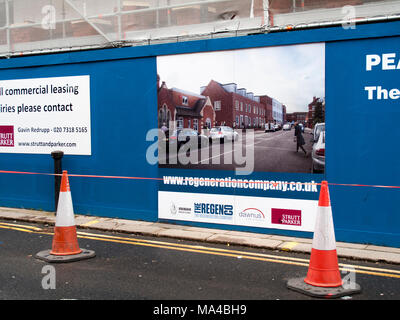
1, 206, 400, 264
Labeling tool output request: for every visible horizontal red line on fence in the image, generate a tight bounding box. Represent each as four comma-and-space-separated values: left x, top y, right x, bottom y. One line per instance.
0, 170, 163, 181
0, 170, 399, 189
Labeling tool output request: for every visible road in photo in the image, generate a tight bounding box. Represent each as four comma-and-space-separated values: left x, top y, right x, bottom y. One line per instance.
251, 128, 314, 173
159, 128, 314, 173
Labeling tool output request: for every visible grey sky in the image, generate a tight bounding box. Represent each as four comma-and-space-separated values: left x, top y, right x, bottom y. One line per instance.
157, 42, 325, 113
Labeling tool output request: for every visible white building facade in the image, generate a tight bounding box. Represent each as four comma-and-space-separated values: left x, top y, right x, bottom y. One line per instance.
272, 98, 283, 124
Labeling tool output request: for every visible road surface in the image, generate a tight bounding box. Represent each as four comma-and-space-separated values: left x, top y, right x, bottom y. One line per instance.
0, 220, 399, 303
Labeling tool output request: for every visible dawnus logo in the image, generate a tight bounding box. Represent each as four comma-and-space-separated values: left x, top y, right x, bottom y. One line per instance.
238, 208, 265, 221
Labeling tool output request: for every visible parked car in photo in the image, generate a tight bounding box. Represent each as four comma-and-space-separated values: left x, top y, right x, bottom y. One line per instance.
209, 126, 239, 142
264, 122, 275, 132
169, 128, 208, 149
274, 124, 281, 131
312, 122, 325, 143
311, 130, 325, 173
283, 123, 291, 131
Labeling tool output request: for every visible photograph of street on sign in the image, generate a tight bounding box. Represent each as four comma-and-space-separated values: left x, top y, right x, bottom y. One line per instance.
157, 43, 325, 174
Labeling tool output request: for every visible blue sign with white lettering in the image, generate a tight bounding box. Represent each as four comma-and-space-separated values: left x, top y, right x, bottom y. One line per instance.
0, 21, 398, 247
326, 36, 400, 246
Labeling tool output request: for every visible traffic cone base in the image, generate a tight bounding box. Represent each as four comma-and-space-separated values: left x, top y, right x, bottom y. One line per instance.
36, 170, 95, 263
36, 248, 95, 263
287, 181, 361, 298
287, 277, 361, 299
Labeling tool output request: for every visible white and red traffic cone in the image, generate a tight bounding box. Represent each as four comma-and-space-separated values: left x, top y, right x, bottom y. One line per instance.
287, 181, 361, 298
36, 171, 95, 263
304, 180, 342, 287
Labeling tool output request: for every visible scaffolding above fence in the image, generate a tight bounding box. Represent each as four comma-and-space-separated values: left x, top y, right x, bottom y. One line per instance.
0, 0, 399, 57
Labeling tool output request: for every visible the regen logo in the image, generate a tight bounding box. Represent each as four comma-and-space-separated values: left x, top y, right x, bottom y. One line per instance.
194, 203, 233, 219
0, 125, 14, 147
271, 208, 302, 226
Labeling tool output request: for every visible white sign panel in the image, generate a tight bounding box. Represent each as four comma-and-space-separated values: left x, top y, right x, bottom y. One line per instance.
0, 75, 91, 155
159, 191, 317, 232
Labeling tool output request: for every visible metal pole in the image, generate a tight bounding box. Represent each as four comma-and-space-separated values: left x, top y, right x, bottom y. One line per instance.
263, 0, 270, 29
51, 150, 64, 213
64, 0, 112, 43
62, 0, 66, 39
5, 0, 11, 55
118, 0, 122, 40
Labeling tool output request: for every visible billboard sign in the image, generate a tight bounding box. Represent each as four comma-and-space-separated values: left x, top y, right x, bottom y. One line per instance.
157, 43, 325, 232
0, 75, 91, 155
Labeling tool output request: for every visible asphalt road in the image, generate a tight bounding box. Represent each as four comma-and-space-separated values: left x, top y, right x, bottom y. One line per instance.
1, 220, 399, 303
159, 129, 315, 173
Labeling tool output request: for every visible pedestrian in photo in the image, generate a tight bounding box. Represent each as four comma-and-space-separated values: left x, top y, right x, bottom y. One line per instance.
294, 121, 307, 156
161, 122, 168, 133
160, 122, 169, 140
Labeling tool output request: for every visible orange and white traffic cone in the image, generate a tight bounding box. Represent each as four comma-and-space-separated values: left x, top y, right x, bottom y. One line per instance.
304, 180, 342, 287
36, 171, 95, 263
50, 170, 82, 256
287, 181, 361, 298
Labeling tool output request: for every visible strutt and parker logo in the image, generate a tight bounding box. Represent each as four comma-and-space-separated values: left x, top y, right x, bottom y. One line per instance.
0, 125, 14, 147
271, 208, 302, 226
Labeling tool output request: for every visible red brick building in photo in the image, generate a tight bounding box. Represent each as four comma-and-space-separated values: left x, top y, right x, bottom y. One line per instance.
259, 95, 274, 124
286, 112, 308, 124
282, 105, 287, 123
200, 80, 270, 129
157, 75, 215, 133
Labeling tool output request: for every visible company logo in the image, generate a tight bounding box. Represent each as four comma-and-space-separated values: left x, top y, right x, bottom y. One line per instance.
170, 202, 191, 215
238, 208, 265, 221
170, 202, 177, 215
194, 203, 233, 220
271, 208, 302, 226
0, 125, 14, 147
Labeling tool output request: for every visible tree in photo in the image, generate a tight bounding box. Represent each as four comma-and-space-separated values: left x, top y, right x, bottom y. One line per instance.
313, 99, 325, 125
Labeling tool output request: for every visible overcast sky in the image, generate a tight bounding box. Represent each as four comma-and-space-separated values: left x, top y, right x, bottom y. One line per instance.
157, 42, 325, 113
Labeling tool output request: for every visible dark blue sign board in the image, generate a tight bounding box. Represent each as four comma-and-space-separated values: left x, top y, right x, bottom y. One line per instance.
0, 21, 398, 247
